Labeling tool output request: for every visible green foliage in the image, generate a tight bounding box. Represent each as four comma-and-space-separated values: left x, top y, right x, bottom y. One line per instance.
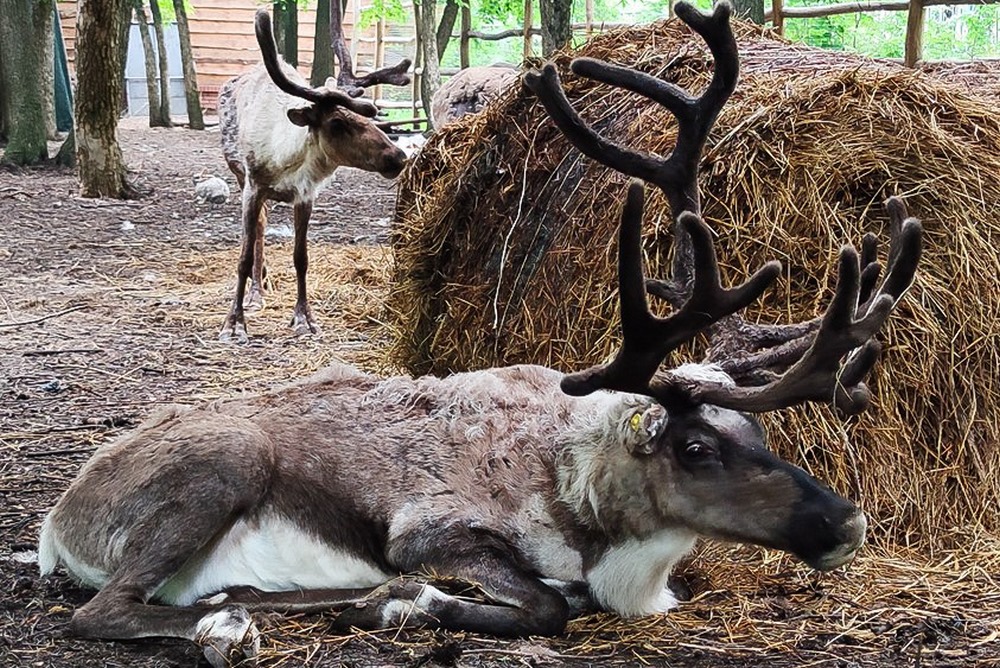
360, 0, 407, 27
477, 0, 521, 24
782, 2, 1000, 59
343, 0, 1000, 66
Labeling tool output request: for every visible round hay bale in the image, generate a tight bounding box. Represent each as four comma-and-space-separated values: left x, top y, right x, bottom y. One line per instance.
389, 19, 1000, 558
921, 58, 1000, 104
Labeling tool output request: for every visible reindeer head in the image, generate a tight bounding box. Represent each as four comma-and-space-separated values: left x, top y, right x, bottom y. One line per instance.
254, 10, 407, 179
527, 2, 920, 570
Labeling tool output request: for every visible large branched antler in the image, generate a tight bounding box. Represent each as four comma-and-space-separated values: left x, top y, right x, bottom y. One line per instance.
681, 197, 922, 415
255, 9, 379, 117
560, 179, 781, 398
523, 1, 737, 218
329, 0, 410, 97
523, 1, 922, 415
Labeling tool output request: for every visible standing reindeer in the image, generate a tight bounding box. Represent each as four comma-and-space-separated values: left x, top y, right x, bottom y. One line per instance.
38, 3, 922, 667
218, 10, 408, 342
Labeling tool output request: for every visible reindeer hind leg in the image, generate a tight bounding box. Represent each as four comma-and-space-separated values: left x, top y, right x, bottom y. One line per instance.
50, 417, 274, 666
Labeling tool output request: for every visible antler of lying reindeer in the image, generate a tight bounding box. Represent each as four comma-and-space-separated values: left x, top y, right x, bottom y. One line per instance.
523, 1, 737, 219
523, 0, 737, 298
558, 180, 782, 398
255, 9, 379, 118
523, 1, 922, 415
330, 0, 411, 97
683, 197, 921, 414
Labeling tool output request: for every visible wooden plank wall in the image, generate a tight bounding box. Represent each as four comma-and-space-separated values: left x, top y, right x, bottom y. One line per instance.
57, 0, 374, 101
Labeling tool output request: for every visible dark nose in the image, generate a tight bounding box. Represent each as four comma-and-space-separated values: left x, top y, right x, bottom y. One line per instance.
380, 147, 407, 179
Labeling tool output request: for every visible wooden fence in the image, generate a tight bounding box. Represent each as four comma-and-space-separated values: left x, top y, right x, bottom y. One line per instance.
55, 0, 1000, 123
765, 0, 1000, 66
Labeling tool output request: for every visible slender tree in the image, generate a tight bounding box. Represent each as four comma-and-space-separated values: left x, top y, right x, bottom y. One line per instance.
76, 0, 135, 196
539, 0, 572, 55
0, 0, 53, 165
148, 0, 172, 126
172, 0, 203, 129
0, 43, 6, 142
42, 3, 57, 139
731, 0, 764, 24
413, 0, 440, 124
133, 0, 166, 126
282, 0, 298, 66
273, 1, 286, 53
436, 0, 460, 58
310, 0, 333, 86
117, 0, 131, 114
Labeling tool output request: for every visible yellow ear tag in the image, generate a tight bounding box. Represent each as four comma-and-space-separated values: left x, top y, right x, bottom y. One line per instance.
629, 412, 643, 432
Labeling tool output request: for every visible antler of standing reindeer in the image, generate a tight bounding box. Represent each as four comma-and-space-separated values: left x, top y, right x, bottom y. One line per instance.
330, 0, 411, 97
256, 9, 380, 117
522, 1, 922, 416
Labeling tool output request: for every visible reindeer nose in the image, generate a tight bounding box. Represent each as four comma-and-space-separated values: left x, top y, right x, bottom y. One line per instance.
840, 510, 867, 551
813, 510, 867, 571
381, 146, 407, 179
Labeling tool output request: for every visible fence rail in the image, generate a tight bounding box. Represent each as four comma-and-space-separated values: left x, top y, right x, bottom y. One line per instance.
359, 0, 1000, 128
767, 0, 1000, 66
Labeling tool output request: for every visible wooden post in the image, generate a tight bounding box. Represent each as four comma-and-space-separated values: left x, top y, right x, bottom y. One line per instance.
375, 16, 385, 104
523, 0, 533, 59
585, 0, 593, 38
460, 5, 470, 69
772, 0, 784, 35
350, 0, 361, 72
904, 0, 924, 67
412, 1, 421, 121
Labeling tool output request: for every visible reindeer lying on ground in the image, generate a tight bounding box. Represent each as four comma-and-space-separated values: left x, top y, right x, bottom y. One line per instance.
218, 10, 408, 342
430, 64, 519, 128
39, 3, 921, 667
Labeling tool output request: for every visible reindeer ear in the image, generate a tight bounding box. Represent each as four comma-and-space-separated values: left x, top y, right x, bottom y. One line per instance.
287, 106, 319, 127
625, 404, 668, 456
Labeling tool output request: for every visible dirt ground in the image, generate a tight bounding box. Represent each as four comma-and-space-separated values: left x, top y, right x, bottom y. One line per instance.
1, 122, 998, 668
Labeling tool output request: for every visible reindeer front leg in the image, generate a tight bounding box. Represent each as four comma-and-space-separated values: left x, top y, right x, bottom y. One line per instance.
381, 524, 577, 636
207, 565, 575, 637
290, 200, 320, 335
244, 202, 268, 311
220, 183, 267, 342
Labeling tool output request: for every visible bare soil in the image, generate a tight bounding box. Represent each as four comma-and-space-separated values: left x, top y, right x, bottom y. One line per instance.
1, 121, 997, 667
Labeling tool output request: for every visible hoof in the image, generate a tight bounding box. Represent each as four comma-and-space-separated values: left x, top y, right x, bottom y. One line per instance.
289, 312, 321, 337
243, 287, 265, 312
195, 605, 260, 668
219, 321, 249, 344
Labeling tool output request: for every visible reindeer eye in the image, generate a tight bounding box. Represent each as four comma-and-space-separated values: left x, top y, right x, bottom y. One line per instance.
682, 441, 715, 461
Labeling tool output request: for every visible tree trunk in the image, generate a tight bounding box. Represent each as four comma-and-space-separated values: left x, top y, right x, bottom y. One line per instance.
133, 0, 166, 127
172, 0, 203, 129
282, 1, 298, 66
460, 5, 470, 69
148, 0, 172, 126
436, 0, 459, 59
55, 125, 75, 167
731, 0, 765, 24
310, 0, 332, 86
0, 0, 52, 165
41, 4, 57, 140
118, 1, 131, 114
76, 0, 135, 196
414, 0, 440, 126
539, 0, 572, 56
272, 1, 286, 54
0, 40, 6, 142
